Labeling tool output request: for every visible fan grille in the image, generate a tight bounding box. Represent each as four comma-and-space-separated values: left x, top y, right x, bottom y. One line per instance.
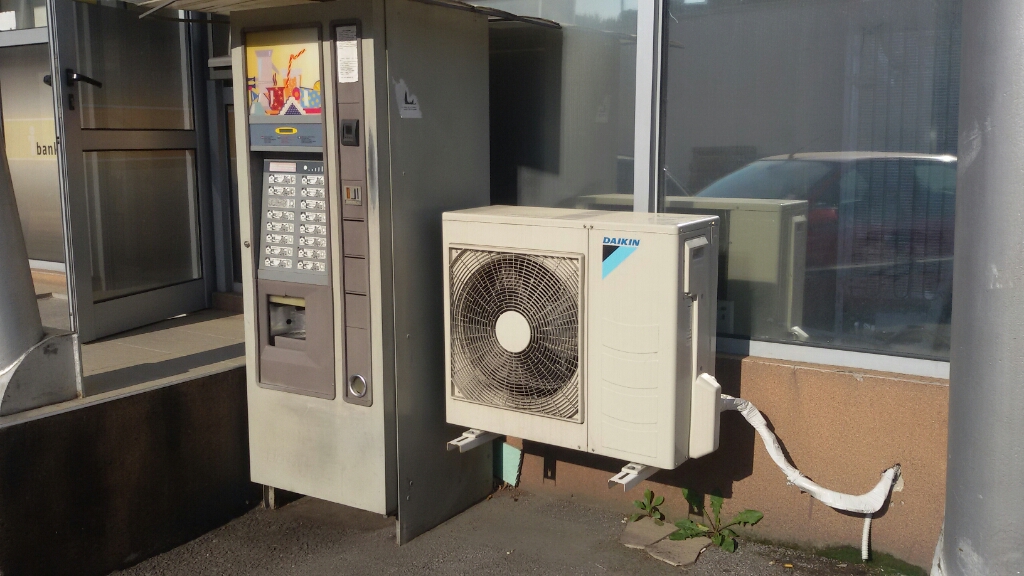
449, 248, 582, 421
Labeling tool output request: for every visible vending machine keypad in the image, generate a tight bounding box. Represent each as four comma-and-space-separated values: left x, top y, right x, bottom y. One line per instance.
258, 160, 329, 284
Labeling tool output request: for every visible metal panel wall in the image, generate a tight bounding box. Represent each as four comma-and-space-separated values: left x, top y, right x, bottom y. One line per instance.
383, 0, 493, 543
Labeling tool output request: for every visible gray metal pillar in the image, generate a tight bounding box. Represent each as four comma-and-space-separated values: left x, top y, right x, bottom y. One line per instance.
939, 1, 1024, 574
0, 95, 45, 371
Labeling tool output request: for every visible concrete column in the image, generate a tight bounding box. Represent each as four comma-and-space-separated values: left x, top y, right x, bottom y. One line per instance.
0, 95, 45, 370
941, 1, 1024, 574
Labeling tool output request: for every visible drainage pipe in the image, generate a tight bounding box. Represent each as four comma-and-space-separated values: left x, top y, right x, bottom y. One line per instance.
935, 1, 1024, 574
0, 95, 45, 371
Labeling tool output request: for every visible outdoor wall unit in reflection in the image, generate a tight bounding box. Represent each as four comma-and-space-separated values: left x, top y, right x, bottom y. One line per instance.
667, 197, 807, 341
574, 194, 808, 342
232, 0, 491, 542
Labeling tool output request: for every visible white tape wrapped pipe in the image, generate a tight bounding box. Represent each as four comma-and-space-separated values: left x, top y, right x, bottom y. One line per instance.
719, 392, 900, 560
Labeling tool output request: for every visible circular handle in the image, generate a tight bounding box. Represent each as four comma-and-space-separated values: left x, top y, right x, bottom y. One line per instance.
348, 374, 368, 398
243, 240, 251, 248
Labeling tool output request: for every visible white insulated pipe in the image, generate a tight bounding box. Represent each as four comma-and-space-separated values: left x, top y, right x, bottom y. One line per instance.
720, 393, 899, 562
0, 97, 45, 371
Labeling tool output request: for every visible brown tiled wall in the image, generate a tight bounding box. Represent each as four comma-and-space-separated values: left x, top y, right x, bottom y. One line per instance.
0, 368, 258, 575
512, 354, 948, 569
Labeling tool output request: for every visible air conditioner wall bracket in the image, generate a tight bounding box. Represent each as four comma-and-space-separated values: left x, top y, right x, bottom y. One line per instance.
608, 462, 659, 491
447, 429, 500, 453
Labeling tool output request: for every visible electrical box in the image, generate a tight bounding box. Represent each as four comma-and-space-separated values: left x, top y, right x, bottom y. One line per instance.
232, 0, 492, 542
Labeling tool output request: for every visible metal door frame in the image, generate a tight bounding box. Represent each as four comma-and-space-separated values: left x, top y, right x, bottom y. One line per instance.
47, 0, 215, 342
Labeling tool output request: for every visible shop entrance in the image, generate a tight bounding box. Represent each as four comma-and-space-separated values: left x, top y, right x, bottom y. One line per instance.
1, 0, 242, 398
48, 0, 211, 342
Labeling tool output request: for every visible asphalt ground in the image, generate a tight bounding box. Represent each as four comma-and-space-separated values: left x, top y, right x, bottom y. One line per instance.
112, 488, 908, 576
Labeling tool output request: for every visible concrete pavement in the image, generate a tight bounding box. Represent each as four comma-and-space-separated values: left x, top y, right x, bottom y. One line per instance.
112, 488, 911, 576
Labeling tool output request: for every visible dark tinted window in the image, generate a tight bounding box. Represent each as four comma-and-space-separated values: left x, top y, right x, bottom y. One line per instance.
658, 0, 962, 361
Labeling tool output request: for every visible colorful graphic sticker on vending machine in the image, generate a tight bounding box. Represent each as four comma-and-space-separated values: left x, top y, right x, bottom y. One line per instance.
246, 28, 323, 118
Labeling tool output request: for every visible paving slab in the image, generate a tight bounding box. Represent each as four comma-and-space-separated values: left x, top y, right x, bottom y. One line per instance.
645, 536, 711, 567
618, 517, 675, 549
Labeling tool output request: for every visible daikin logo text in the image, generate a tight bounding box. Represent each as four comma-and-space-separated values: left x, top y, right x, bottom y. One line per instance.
601, 237, 640, 278
602, 237, 640, 247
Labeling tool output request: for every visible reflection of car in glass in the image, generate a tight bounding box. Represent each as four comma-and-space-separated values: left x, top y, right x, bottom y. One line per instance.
695, 152, 957, 357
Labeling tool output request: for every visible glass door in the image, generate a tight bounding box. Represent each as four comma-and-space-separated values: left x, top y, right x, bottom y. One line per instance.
48, 0, 210, 342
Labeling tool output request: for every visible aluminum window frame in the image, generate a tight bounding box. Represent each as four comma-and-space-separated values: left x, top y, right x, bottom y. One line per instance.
630, 0, 951, 379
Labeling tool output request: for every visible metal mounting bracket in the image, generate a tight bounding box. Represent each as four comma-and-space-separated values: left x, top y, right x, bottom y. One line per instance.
447, 429, 500, 453
608, 462, 659, 491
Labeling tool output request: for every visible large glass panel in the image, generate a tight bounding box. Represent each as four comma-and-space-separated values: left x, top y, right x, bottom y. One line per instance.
84, 150, 201, 302
73, 2, 193, 130
477, 1, 637, 207
0, 0, 46, 30
0, 43, 63, 263
656, 0, 961, 360
0, 43, 71, 331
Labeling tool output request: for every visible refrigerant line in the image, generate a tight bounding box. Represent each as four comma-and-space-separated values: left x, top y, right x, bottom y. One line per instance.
719, 392, 900, 561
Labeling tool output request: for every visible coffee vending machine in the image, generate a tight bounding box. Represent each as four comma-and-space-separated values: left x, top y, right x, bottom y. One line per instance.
231, 0, 491, 541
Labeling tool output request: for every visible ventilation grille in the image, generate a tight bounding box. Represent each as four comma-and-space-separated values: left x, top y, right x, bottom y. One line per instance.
449, 248, 582, 421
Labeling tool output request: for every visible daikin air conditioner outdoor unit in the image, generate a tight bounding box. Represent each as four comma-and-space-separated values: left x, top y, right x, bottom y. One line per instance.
443, 206, 723, 481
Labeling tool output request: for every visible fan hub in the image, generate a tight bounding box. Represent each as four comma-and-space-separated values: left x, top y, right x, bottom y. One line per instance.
494, 310, 531, 353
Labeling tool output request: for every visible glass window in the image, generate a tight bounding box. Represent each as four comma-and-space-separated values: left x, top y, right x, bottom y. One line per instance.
0, 0, 46, 30
84, 150, 201, 302
1, 43, 71, 332
73, 2, 193, 130
656, 0, 961, 361
0, 43, 63, 263
477, 0, 638, 208
210, 15, 230, 59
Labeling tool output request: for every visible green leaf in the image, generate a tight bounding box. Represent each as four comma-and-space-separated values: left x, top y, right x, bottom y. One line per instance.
721, 536, 737, 553
731, 510, 764, 526
669, 518, 709, 540
709, 490, 724, 526
652, 510, 664, 520
654, 519, 664, 526
633, 500, 645, 510
711, 533, 724, 548
682, 488, 705, 516
652, 495, 665, 507
644, 489, 653, 507
720, 528, 737, 538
